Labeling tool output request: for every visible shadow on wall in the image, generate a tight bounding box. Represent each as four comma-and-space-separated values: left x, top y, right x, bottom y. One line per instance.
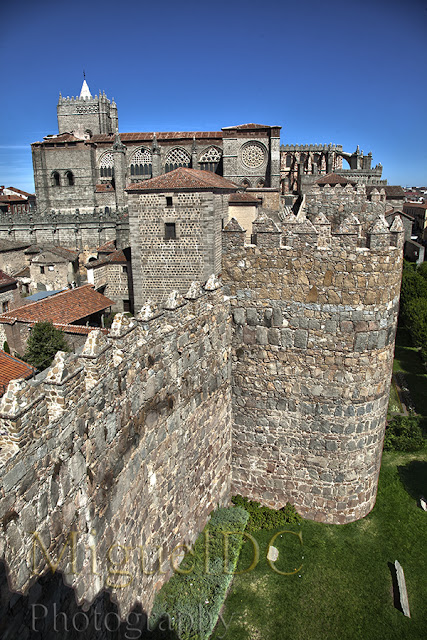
0, 561, 179, 640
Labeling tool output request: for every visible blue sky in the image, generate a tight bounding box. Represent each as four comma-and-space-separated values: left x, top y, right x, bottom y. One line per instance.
1, 0, 426, 192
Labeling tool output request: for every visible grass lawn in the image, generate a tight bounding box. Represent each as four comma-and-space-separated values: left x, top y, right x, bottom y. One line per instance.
211, 452, 427, 640
393, 327, 427, 423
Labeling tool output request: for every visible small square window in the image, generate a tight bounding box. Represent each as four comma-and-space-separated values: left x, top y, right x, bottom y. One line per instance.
166, 196, 173, 207
122, 265, 128, 274
2, 301, 9, 312
164, 222, 176, 240
48, 265, 54, 271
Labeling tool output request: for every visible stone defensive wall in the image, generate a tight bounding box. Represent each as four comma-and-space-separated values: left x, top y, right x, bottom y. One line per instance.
0, 211, 129, 253
222, 212, 404, 524
0, 281, 231, 616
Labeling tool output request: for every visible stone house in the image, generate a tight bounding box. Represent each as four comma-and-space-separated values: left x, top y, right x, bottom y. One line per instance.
0, 284, 113, 355
0, 270, 21, 315
86, 247, 133, 313
0, 239, 31, 276
126, 167, 237, 308
0, 186, 35, 215
27, 246, 80, 293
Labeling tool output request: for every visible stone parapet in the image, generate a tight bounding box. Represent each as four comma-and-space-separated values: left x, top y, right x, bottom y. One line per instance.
0, 280, 231, 617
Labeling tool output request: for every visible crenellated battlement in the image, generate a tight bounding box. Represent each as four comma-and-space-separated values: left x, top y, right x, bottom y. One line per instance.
222, 213, 403, 524
0, 279, 232, 616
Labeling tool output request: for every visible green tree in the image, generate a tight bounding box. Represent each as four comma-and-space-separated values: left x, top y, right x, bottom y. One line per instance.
403, 297, 427, 362
400, 269, 427, 315
23, 321, 70, 371
417, 261, 427, 281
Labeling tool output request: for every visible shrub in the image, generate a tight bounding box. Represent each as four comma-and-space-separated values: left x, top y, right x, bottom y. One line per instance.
150, 506, 249, 640
3, 341, 10, 354
23, 321, 70, 371
383, 415, 425, 452
231, 495, 302, 532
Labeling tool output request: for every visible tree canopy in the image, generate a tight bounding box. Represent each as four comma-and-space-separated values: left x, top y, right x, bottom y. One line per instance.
23, 321, 70, 371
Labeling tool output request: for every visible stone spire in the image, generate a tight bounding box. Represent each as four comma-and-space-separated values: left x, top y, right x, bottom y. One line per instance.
79, 79, 92, 99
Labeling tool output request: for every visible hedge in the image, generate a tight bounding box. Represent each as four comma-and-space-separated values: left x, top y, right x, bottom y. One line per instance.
149, 506, 249, 640
231, 495, 302, 532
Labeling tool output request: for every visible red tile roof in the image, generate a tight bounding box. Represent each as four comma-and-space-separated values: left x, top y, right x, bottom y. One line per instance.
86, 249, 127, 268
229, 192, 260, 204
91, 131, 223, 143
126, 168, 238, 192
0, 285, 113, 325
98, 240, 116, 253
366, 185, 404, 198
222, 123, 278, 130
95, 183, 115, 192
6, 187, 35, 198
403, 202, 427, 209
0, 270, 17, 288
316, 173, 356, 186
0, 350, 36, 392
0, 195, 26, 203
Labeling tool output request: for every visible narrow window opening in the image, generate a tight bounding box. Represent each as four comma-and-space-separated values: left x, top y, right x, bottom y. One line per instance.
166, 196, 173, 207
164, 223, 176, 240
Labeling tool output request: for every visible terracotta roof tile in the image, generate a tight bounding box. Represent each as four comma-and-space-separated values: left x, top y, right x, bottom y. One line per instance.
97, 240, 116, 253
0, 350, 36, 392
403, 202, 427, 209
0, 285, 113, 325
86, 249, 128, 268
222, 123, 278, 130
366, 185, 404, 197
126, 168, 238, 192
229, 192, 260, 204
0, 270, 17, 288
316, 173, 356, 185
0, 239, 30, 253
90, 131, 223, 143
6, 187, 35, 198
95, 183, 115, 192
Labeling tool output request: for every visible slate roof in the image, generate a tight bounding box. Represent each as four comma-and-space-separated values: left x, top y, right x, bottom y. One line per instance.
0, 270, 17, 289
126, 168, 238, 192
0, 285, 114, 325
0, 350, 36, 392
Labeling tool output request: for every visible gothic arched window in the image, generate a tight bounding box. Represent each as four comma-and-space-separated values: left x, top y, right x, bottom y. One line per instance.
285, 154, 292, 168
199, 146, 222, 173
164, 148, 191, 173
130, 147, 152, 178
52, 171, 60, 187
65, 171, 74, 186
99, 152, 115, 178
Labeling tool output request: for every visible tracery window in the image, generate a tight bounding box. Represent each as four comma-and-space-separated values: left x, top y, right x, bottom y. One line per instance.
99, 152, 114, 178
164, 148, 191, 173
130, 147, 152, 177
199, 146, 222, 173
241, 142, 266, 169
